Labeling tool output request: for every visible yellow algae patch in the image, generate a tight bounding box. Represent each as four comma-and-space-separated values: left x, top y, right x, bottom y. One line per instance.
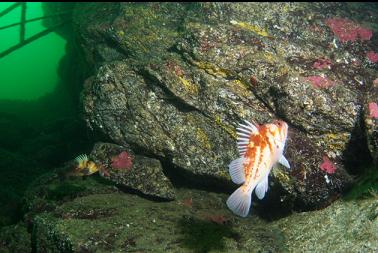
233, 79, 251, 90
178, 76, 199, 95
117, 30, 125, 37
186, 22, 202, 30
227, 79, 253, 99
196, 128, 212, 150
233, 79, 245, 87
277, 65, 289, 76
275, 170, 291, 184
321, 133, 350, 151
217, 169, 231, 180
214, 115, 237, 139
230, 20, 269, 37
262, 51, 278, 64
191, 60, 230, 78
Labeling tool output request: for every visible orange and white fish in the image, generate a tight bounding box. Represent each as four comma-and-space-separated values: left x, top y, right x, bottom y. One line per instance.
67, 154, 100, 177
226, 119, 290, 217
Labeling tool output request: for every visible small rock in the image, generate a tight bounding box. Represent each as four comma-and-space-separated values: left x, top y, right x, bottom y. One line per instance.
90, 142, 176, 200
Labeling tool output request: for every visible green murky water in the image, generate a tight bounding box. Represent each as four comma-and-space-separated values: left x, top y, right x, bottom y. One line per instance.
0, 2, 88, 229
0, 2, 66, 100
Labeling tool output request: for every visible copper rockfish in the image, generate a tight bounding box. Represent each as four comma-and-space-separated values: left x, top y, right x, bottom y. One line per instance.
227, 120, 290, 217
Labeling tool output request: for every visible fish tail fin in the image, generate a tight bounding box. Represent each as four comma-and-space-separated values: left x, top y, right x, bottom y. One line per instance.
226, 186, 252, 217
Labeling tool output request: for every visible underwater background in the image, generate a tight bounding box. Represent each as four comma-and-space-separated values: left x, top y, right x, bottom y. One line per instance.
0, 2, 377, 253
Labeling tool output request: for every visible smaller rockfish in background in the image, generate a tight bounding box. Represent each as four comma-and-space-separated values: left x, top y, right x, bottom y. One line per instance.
66, 154, 108, 177
227, 120, 291, 217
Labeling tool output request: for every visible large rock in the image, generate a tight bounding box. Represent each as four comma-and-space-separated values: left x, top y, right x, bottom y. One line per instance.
0, 223, 31, 253
76, 3, 377, 211
90, 142, 176, 200
364, 91, 378, 165
273, 197, 378, 252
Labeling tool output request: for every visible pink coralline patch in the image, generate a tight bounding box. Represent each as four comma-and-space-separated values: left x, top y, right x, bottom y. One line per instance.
204, 214, 229, 225
325, 18, 373, 43
181, 197, 193, 208
366, 51, 378, 63
111, 151, 133, 169
313, 58, 332, 69
320, 156, 337, 174
368, 102, 378, 119
358, 27, 373, 40
165, 61, 184, 77
304, 76, 335, 89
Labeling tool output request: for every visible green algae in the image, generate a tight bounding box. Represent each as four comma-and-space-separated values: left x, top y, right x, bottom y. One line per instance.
0, 3, 66, 100
273, 198, 378, 252
0, 223, 31, 253
115, 3, 186, 64
177, 216, 239, 253
30, 188, 284, 252
344, 166, 378, 200
47, 182, 87, 201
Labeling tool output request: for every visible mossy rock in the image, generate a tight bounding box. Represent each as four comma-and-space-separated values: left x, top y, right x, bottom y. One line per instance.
23, 172, 117, 216
31, 189, 284, 252
0, 223, 31, 253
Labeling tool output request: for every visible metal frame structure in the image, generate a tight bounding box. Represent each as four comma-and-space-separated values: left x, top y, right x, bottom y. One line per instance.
0, 3, 71, 59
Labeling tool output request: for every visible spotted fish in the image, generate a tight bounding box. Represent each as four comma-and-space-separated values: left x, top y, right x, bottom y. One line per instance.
226, 120, 290, 217
71, 154, 99, 176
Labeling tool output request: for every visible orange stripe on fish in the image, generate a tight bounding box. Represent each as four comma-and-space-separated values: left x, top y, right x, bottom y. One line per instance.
227, 120, 291, 217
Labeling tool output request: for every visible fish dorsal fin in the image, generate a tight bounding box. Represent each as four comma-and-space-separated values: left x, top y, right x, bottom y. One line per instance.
279, 155, 290, 169
236, 120, 258, 156
228, 157, 246, 184
75, 154, 88, 163
255, 175, 269, 200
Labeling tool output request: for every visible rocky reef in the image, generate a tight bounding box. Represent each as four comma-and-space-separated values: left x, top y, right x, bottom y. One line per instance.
1, 2, 377, 252
78, 2, 377, 212
2, 175, 376, 252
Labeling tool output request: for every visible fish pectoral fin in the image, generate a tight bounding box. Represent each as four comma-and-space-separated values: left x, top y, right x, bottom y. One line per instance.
226, 186, 251, 217
228, 157, 246, 184
279, 155, 291, 169
255, 175, 269, 200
